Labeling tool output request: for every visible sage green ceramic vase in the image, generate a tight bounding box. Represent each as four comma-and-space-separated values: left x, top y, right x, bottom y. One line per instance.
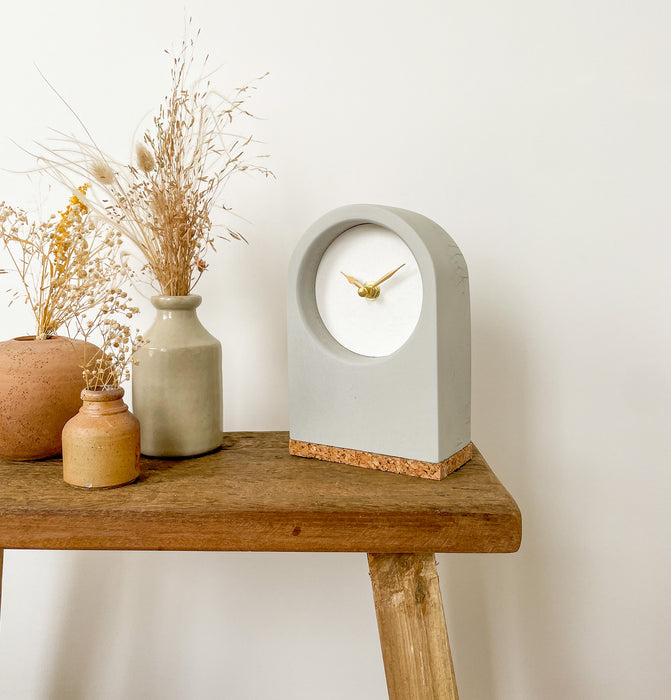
132, 295, 223, 457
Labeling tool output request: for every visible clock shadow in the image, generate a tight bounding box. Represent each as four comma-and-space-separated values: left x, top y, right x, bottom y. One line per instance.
435, 308, 545, 699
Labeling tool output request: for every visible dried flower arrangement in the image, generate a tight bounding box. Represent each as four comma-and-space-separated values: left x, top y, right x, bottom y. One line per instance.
0, 186, 142, 388
33, 26, 272, 296
0, 185, 120, 339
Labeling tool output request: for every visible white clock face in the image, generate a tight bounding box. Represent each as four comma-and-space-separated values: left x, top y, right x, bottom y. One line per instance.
315, 224, 423, 357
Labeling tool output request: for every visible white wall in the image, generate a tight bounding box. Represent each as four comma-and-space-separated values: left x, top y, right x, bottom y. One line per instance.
1, 1, 670, 698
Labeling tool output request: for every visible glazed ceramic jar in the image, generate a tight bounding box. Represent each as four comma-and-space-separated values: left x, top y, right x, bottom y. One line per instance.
132, 295, 223, 457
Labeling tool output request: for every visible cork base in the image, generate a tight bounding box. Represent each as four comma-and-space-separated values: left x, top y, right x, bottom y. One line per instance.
289, 439, 473, 480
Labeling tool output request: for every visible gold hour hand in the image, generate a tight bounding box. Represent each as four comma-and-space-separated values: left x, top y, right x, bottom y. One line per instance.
371, 263, 405, 288
341, 271, 365, 291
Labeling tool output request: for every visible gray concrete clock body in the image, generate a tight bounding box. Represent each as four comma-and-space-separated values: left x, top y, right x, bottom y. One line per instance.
287, 204, 470, 463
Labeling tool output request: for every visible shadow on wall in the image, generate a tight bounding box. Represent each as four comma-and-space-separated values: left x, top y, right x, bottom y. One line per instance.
43, 551, 387, 699
39, 299, 576, 699
437, 304, 574, 699
44, 551, 166, 699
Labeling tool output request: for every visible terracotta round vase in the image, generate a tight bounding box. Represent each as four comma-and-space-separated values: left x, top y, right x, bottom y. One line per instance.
62, 387, 141, 489
0, 336, 100, 461
132, 294, 223, 457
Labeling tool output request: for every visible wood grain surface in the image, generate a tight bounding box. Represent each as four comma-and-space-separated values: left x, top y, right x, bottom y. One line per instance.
369, 554, 459, 699
0, 432, 521, 553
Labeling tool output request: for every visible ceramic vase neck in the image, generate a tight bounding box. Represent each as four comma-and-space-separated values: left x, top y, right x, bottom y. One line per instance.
151, 295, 204, 326
80, 387, 128, 416
148, 295, 210, 340
151, 295, 202, 311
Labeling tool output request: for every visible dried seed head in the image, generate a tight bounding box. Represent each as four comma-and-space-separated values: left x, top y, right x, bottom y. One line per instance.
135, 142, 156, 173
91, 161, 115, 185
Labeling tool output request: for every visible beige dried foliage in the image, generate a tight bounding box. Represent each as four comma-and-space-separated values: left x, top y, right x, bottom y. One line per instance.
32, 24, 273, 296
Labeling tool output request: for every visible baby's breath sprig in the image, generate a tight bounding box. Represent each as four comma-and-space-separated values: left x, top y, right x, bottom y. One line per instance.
76, 310, 145, 390
31, 22, 272, 296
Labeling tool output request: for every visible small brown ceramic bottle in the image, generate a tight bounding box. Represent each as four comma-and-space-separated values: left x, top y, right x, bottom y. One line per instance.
62, 387, 141, 488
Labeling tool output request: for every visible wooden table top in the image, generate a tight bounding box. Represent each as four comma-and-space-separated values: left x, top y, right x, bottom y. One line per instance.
0, 432, 521, 553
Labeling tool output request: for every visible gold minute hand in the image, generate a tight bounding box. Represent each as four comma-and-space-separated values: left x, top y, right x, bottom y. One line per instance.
371, 263, 405, 288
341, 271, 365, 290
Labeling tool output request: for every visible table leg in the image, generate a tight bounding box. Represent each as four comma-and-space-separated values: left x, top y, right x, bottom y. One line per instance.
0, 549, 3, 613
368, 553, 458, 700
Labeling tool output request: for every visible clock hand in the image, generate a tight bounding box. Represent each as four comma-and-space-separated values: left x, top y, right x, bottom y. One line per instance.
371, 264, 405, 288
341, 271, 364, 289
341, 266, 403, 300
341, 271, 371, 298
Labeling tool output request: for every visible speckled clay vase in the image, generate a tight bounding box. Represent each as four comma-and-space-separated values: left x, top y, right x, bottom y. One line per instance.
132, 295, 223, 457
62, 387, 141, 488
0, 336, 100, 461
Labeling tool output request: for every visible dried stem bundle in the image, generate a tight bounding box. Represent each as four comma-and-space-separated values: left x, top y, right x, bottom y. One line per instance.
33, 27, 272, 296
0, 186, 121, 338
0, 187, 143, 388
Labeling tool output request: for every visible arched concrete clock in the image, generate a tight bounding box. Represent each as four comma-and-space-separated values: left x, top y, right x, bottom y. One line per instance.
287, 204, 472, 480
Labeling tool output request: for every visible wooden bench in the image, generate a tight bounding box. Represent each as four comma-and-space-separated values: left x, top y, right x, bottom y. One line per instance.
0, 431, 521, 699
